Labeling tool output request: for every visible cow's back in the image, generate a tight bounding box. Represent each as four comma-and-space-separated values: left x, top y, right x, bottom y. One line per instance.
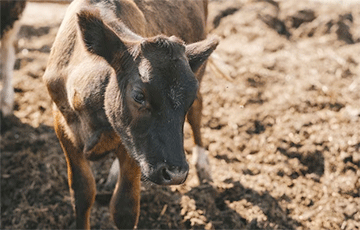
133, 0, 208, 42
47, 0, 207, 72
88, 0, 207, 42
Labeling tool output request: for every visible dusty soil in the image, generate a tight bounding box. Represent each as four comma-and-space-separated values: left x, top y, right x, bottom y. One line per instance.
1, 0, 360, 229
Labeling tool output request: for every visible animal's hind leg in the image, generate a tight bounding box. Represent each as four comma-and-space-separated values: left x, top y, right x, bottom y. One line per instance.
110, 144, 141, 229
54, 111, 96, 230
103, 158, 119, 191
0, 21, 20, 116
187, 90, 212, 183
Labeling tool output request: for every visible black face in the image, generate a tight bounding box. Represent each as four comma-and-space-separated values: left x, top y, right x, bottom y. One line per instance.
106, 51, 198, 185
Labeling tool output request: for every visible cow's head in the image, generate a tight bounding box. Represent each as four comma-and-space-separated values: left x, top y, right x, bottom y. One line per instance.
77, 9, 218, 185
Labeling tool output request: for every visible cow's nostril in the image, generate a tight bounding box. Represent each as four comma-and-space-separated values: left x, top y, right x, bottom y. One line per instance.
168, 165, 176, 171
153, 163, 189, 185
162, 167, 171, 181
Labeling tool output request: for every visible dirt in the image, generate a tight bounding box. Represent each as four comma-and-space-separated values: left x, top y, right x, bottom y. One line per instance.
1, 0, 360, 229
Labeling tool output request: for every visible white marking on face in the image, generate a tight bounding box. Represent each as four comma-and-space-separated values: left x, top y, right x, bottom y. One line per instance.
138, 58, 151, 82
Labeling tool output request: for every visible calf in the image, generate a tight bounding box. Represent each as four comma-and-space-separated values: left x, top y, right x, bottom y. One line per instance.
1, 0, 27, 116
43, 0, 218, 229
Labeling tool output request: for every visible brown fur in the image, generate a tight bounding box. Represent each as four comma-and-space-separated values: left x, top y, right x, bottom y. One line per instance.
0, 0, 26, 39
44, 0, 217, 229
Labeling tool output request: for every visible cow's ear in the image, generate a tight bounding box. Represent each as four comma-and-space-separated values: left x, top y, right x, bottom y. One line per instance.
77, 8, 127, 65
185, 37, 219, 73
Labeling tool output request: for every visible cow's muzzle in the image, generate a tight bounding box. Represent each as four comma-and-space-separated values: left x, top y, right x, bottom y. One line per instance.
149, 162, 189, 185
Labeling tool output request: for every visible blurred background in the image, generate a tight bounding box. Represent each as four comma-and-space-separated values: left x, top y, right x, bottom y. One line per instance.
1, 0, 360, 229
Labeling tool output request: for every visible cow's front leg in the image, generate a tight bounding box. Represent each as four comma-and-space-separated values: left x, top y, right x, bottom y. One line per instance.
54, 112, 96, 229
187, 91, 212, 183
69, 158, 96, 229
110, 144, 141, 229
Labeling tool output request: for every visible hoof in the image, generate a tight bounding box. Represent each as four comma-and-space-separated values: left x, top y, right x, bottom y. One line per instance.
192, 145, 212, 183
0, 99, 14, 117
1, 85, 15, 117
104, 158, 120, 191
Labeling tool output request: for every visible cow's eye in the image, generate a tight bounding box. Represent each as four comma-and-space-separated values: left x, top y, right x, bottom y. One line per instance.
133, 92, 145, 104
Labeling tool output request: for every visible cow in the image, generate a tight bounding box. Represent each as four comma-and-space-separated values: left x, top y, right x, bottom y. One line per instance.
43, 0, 218, 229
1, 0, 27, 116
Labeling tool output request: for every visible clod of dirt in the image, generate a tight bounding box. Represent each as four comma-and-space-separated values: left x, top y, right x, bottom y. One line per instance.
258, 14, 291, 38
289, 9, 316, 28
213, 7, 241, 29
336, 13, 354, 44
18, 25, 50, 38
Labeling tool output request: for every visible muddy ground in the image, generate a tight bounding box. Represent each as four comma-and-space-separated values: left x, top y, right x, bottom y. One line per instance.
1, 0, 360, 229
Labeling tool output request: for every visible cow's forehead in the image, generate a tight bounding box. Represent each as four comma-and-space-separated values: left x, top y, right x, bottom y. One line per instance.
138, 53, 191, 85
135, 55, 197, 110
140, 35, 185, 56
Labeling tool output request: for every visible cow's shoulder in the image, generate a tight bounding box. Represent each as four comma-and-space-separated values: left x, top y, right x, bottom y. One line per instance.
44, 0, 111, 110
43, 0, 116, 143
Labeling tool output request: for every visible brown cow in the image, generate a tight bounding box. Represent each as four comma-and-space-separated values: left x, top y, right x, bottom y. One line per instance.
43, 0, 218, 229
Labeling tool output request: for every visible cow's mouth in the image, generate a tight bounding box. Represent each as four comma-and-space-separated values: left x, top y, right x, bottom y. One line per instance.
140, 162, 189, 186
